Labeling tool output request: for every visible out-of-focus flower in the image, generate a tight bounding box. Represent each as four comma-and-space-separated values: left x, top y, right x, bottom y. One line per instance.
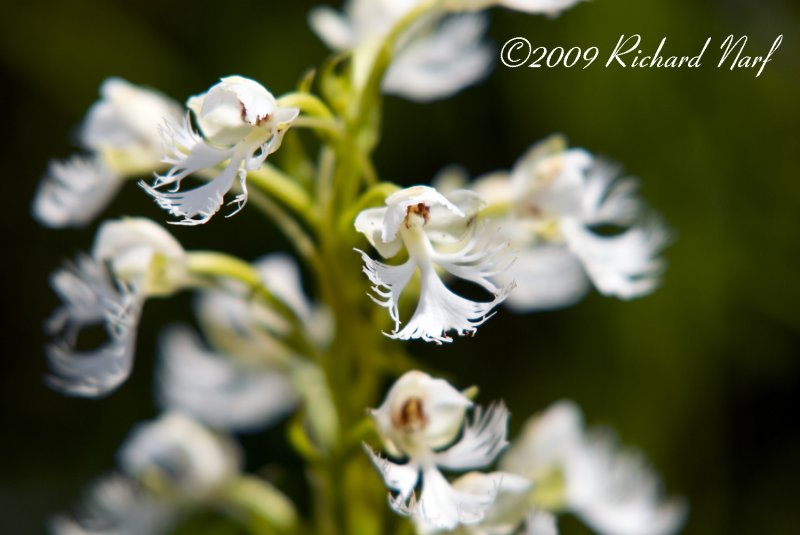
439, 136, 669, 312
119, 412, 242, 497
309, 0, 493, 102
448, 0, 582, 16
157, 326, 298, 433
499, 401, 687, 535
49, 475, 176, 535
356, 185, 512, 343
34, 78, 182, 228
141, 76, 298, 225
365, 371, 509, 531
45, 219, 186, 397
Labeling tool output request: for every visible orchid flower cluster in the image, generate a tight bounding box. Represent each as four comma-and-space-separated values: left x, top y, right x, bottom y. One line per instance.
35, 1, 685, 534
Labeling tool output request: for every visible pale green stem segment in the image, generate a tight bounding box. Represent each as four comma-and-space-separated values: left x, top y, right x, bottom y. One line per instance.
247, 164, 318, 226
218, 475, 302, 535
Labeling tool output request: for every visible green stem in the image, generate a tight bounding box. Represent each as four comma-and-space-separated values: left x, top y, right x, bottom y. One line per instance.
247, 165, 318, 227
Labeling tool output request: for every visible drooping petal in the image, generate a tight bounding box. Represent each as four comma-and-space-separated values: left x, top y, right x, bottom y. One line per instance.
357, 252, 417, 331
411, 468, 500, 531
499, 244, 590, 312
118, 412, 241, 496
33, 156, 123, 228
383, 13, 494, 102
561, 217, 669, 299
390, 265, 510, 344
157, 327, 297, 432
450, 471, 533, 535
564, 429, 687, 535
141, 148, 245, 225
45, 256, 143, 398
364, 444, 421, 500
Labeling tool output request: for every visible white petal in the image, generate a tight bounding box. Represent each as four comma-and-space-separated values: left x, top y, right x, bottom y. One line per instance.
561, 217, 669, 299
425, 189, 486, 244
390, 265, 510, 344
355, 207, 403, 258
499, 244, 590, 312
141, 149, 245, 225
372, 371, 473, 455
500, 400, 584, 480
413, 468, 500, 531
157, 326, 297, 432
523, 511, 559, 535
364, 444, 421, 500
92, 217, 187, 296
119, 412, 241, 495
308, 6, 356, 50
435, 402, 509, 470
50, 475, 176, 535
357, 252, 417, 331
33, 155, 123, 228
580, 160, 641, 226
452, 471, 533, 535
383, 13, 494, 102
83, 77, 182, 152
383, 185, 465, 243
45, 256, 143, 398
191, 76, 277, 146
564, 430, 687, 535
498, 0, 583, 16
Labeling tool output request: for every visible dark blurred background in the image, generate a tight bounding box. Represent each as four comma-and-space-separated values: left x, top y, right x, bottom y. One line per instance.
1, 0, 798, 533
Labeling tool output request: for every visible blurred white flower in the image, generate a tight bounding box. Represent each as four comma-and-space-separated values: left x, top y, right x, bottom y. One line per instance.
309, 0, 493, 102
450, 0, 582, 16
46, 219, 186, 397
45, 255, 142, 397
195, 254, 332, 364
440, 136, 669, 311
366, 371, 509, 531
34, 78, 182, 228
157, 326, 298, 433
92, 217, 189, 297
50, 475, 176, 535
355, 185, 512, 343
141, 76, 298, 225
500, 401, 687, 535
119, 412, 242, 497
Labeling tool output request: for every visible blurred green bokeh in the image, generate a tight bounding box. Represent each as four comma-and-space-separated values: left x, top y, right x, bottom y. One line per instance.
1, 0, 798, 533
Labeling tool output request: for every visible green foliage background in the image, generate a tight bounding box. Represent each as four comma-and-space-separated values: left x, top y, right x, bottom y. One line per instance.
1, 0, 798, 533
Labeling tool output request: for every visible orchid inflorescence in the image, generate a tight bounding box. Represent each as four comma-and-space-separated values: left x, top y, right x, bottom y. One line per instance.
35, 1, 685, 534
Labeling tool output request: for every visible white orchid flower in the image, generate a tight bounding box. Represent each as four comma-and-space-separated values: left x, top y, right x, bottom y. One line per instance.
34, 78, 182, 228
46, 219, 186, 397
309, 0, 493, 102
141, 76, 298, 225
500, 401, 687, 535
365, 371, 510, 531
355, 185, 512, 344
119, 412, 242, 497
157, 326, 298, 433
49, 475, 177, 535
441, 136, 669, 312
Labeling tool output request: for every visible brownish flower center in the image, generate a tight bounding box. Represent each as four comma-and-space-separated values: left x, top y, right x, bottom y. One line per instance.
394, 396, 426, 432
